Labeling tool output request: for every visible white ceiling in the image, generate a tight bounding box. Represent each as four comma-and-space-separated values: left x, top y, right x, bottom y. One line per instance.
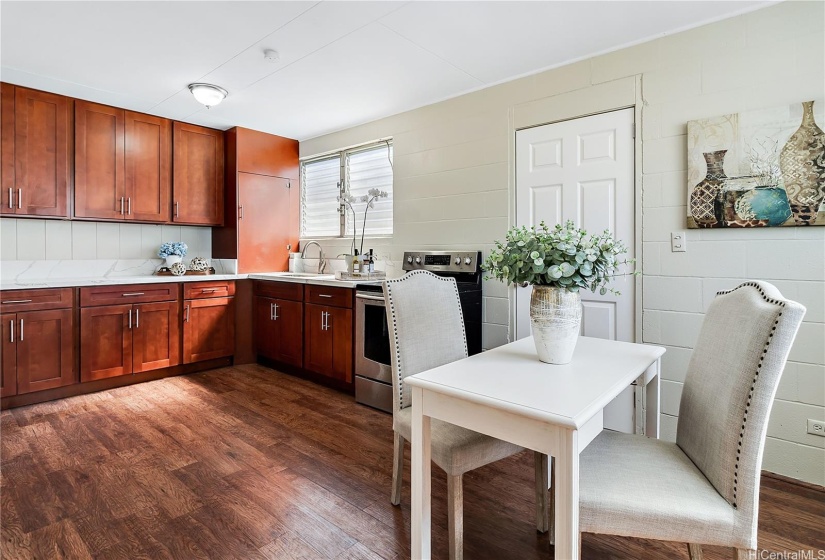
1, 1, 772, 141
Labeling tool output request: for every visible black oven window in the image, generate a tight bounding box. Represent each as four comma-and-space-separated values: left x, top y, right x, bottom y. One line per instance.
364, 304, 392, 366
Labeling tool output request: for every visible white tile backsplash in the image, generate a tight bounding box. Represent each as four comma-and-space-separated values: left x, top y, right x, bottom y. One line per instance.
1, 218, 212, 264
16, 219, 46, 260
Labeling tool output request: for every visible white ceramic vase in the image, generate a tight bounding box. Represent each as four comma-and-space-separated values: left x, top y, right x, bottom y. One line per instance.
165, 255, 183, 268
530, 285, 582, 364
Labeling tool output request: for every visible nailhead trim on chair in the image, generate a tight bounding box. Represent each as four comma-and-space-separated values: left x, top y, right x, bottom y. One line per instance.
715, 281, 785, 509
385, 270, 468, 410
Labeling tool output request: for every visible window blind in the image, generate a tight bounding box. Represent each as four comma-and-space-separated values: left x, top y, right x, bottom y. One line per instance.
301, 155, 341, 238
345, 144, 393, 236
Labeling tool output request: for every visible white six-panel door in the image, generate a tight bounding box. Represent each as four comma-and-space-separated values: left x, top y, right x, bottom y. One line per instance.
515, 108, 636, 431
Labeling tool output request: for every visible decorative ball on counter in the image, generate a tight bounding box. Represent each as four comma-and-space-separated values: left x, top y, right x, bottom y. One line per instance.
189, 256, 209, 271
169, 262, 187, 276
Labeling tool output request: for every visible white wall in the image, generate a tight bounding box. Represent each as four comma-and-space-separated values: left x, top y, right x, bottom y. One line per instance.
301, 1, 825, 485
0, 219, 212, 262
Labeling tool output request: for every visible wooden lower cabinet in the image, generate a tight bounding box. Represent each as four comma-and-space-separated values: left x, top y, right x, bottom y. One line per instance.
303, 303, 352, 383
5, 309, 75, 394
133, 301, 180, 372
255, 296, 302, 368
80, 302, 180, 382
183, 297, 235, 363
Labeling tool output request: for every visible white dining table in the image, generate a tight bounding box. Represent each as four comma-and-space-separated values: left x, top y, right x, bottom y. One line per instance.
405, 335, 665, 560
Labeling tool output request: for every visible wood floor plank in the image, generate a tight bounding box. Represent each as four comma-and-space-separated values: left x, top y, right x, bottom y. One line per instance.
2, 365, 822, 560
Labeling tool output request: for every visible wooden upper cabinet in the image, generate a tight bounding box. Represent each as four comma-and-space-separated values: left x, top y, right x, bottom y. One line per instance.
75, 102, 172, 222
236, 127, 299, 178
125, 111, 171, 222
75, 100, 125, 220
1, 83, 15, 215
173, 122, 223, 226
11, 85, 71, 217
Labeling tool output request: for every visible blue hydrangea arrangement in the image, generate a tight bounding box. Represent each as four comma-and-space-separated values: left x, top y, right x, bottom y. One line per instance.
158, 242, 188, 258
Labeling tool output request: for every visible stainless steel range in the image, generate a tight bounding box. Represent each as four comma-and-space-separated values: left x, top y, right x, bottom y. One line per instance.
354, 250, 483, 413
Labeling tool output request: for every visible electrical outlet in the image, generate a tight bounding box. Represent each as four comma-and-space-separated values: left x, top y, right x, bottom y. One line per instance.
671, 231, 686, 252
808, 419, 825, 437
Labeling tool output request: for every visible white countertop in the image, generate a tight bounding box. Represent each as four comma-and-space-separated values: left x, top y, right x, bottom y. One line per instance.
0, 272, 379, 291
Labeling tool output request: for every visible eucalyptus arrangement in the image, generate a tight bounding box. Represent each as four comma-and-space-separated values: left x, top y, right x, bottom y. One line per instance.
339, 188, 389, 256
158, 242, 188, 259
483, 220, 635, 294
484, 221, 636, 364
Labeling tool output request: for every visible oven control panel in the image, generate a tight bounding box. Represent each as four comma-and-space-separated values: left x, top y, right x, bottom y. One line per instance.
402, 251, 480, 273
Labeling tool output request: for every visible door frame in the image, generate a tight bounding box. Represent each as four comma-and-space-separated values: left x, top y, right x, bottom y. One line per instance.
506, 75, 644, 344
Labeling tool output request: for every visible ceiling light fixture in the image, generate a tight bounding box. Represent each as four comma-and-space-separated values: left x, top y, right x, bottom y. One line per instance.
188, 83, 228, 109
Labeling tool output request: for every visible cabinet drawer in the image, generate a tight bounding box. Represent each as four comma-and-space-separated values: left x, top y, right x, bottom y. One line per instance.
305, 284, 352, 308
0, 288, 73, 312
80, 283, 178, 307
184, 281, 235, 300
255, 280, 303, 302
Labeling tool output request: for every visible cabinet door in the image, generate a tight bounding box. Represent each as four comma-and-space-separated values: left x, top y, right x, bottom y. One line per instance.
133, 301, 179, 373
237, 172, 291, 272
1, 313, 16, 397
256, 297, 302, 367
255, 296, 279, 361
74, 100, 125, 220
16, 309, 74, 394
173, 122, 223, 226
304, 303, 333, 377
183, 297, 234, 363
80, 304, 132, 382
1, 83, 14, 215
125, 111, 171, 223
14, 86, 71, 217
328, 306, 353, 383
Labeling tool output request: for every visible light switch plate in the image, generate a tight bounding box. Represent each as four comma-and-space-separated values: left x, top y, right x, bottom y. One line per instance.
671, 231, 686, 252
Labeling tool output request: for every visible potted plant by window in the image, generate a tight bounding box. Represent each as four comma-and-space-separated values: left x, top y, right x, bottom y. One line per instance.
483, 221, 635, 364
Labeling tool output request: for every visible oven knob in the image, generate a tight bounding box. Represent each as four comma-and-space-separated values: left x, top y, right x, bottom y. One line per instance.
407, 256, 413, 264
464, 257, 472, 265
415, 256, 421, 264
455, 257, 461, 265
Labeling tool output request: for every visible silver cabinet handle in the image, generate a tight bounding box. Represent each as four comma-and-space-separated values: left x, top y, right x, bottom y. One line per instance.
270, 302, 274, 320
122, 292, 145, 297
273, 303, 279, 321
239, 205, 244, 219
175, 201, 179, 217
321, 310, 326, 331
9, 319, 13, 343
185, 304, 190, 322
7, 188, 12, 209
128, 309, 132, 329
2, 299, 33, 304
17, 188, 21, 209
127, 197, 131, 215
19, 318, 23, 341
326, 311, 331, 331
120, 196, 125, 215
135, 308, 139, 328
318, 294, 333, 298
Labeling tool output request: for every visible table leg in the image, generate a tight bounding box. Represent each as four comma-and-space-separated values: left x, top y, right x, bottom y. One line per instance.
554, 429, 580, 560
411, 386, 432, 560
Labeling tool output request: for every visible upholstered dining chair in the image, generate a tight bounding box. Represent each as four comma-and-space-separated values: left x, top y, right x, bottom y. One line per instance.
384, 270, 551, 560
579, 281, 805, 559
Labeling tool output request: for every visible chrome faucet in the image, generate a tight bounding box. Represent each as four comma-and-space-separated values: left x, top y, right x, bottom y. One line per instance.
300, 241, 326, 274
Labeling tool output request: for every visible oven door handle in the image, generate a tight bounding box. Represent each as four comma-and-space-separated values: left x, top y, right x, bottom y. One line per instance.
356, 293, 385, 302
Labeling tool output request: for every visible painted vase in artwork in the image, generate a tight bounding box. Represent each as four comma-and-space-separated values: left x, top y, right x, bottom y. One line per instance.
690, 150, 728, 228
780, 101, 825, 225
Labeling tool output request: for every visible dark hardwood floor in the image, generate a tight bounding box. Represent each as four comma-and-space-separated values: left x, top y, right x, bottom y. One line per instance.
2, 365, 823, 559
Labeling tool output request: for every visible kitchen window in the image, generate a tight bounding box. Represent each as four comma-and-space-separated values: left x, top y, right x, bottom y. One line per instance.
301, 140, 393, 239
